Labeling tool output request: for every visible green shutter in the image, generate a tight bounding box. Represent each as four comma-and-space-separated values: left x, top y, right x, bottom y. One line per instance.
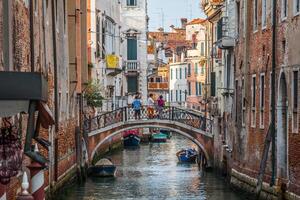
217, 18, 223, 41
211, 72, 216, 97
127, 38, 137, 60
128, 76, 138, 93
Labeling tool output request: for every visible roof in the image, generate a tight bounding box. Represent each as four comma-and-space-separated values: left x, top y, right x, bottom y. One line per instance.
186, 18, 206, 25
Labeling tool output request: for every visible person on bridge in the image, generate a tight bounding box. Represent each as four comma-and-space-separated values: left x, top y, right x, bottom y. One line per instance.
147, 94, 155, 119
157, 95, 165, 119
132, 95, 142, 120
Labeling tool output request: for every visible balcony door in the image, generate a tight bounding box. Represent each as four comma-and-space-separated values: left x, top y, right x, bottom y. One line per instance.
127, 37, 137, 60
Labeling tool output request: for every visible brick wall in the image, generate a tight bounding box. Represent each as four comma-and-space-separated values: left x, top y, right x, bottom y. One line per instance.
232, 0, 300, 196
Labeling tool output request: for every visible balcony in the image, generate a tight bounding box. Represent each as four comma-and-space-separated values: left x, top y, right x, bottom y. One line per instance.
0, 72, 48, 101
148, 82, 169, 91
218, 37, 235, 49
124, 60, 140, 74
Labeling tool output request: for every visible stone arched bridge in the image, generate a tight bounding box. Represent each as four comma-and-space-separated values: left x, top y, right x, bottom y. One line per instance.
83, 106, 214, 167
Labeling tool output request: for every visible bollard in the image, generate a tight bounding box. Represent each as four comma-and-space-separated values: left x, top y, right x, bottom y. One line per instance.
0, 183, 6, 200
16, 172, 34, 200
28, 144, 45, 200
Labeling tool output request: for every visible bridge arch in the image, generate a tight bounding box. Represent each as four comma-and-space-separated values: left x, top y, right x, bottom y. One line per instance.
85, 107, 214, 167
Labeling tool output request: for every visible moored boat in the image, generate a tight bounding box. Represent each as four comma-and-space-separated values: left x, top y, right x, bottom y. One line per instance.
151, 132, 167, 143
160, 129, 172, 139
176, 148, 198, 163
90, 158, 116, 177
123, 129, 141, 147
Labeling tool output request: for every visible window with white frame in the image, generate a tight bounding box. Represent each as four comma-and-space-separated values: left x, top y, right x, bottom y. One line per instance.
127, 0, 137, 6
294, 0, 300, 15
242, 77, 245, 126
292, 70, 298, 132
262, 0, 267, 28
253, 0, 258, 30
282, 0, 288, 19
251, 75, 256, 127
260, 74, 265, 128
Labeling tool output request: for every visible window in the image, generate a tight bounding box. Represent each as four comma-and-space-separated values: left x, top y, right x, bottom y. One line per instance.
185, 90, 187, 100
236, 1, 240, 35
188, 64, 191, 76
282, 0, 288, 19
170, 90, 173, 101
127, 0, 137, 6
195, 63, 198, 75
260, 74, 265, 128
171, 69, 173, 80
251, 75, 256, 127
201, 66, 205, 75
176, 68, 178, 79
262, 0, 267, 28
188, 82, 191, 95
127, 37, 137, 60
180, 90, 182, 102
128, 76, 138, 93
180, 68, 182, 79
199, 83, 202, 96
201, 42, 205, 56
292, 71, 298, 132
242, 77, 245, 126
176, 90, 178, 102
253, 0, 258, 30
295, 0, 300, 15
196, 82, 199, 96
185, 67, 187, 78
269, 72, 273, 123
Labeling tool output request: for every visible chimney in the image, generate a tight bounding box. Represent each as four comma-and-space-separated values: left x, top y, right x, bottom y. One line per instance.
158, 27, 164, 32
181, 18, 187, 29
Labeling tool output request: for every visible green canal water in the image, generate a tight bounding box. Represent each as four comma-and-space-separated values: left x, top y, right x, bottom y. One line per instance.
58, 134, 250, 200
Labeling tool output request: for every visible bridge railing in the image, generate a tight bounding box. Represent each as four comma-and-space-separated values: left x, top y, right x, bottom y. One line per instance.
83, 106, 212, 134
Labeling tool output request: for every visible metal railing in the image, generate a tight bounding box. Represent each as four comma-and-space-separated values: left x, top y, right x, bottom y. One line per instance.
84, 106, 212, 134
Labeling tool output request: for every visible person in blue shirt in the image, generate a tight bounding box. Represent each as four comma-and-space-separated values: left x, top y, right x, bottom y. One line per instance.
132, 95, 142, 119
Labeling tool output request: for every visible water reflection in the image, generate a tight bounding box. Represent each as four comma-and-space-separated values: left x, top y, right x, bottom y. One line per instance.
59, 134, 244, 200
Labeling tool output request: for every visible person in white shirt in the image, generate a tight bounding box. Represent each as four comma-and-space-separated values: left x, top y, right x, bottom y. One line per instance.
147, 93, 155, 118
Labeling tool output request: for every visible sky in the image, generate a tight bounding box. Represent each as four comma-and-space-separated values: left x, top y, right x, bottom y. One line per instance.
148, 0, 206, 32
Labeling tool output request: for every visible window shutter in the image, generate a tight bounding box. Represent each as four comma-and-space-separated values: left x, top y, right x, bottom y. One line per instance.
211, 72, 216, 96
127, 38, 137, 60
128, 76, 138, 93
217, 18, 223, 41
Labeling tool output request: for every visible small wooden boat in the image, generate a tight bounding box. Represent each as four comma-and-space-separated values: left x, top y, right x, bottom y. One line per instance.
123, 130, 141, 147
151, 132, 167, 143
160, 129, 172, 139
176, 149, 197, 163
90, 158, 116, 177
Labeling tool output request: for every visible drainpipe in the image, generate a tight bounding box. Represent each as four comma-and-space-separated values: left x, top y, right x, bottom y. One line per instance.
270, 0, 277, 186
30, 0, 35, 72
51, 0, 59, 181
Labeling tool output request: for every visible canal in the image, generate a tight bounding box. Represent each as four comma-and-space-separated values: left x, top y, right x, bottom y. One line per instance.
59, 134, 247, 200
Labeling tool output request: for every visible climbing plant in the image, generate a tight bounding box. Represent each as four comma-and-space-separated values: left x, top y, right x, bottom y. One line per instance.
84, 81, 104, 108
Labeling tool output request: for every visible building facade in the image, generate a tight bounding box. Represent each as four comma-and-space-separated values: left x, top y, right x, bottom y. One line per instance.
121, 0, 148, 104
0, 0, 89, 199
230, 0, 300, 198
185, 19, 207, 112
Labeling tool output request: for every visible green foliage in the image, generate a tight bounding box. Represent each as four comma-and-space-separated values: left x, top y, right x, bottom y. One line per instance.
85, 81, 104, 107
